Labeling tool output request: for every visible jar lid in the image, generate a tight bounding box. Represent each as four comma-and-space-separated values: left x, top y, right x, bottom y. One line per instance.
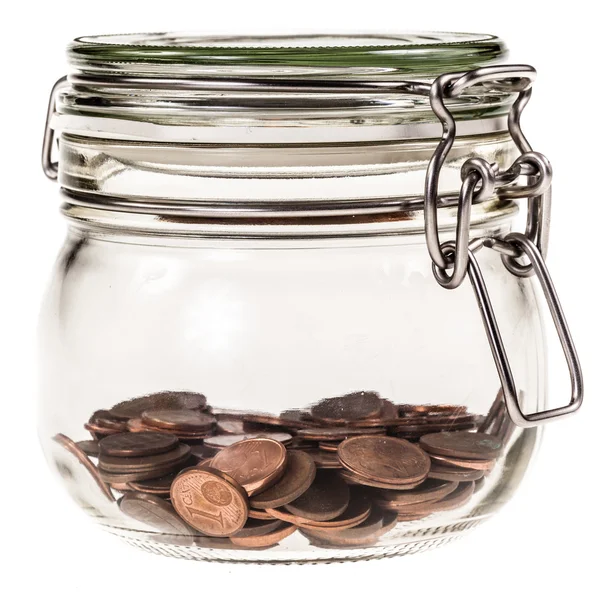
68, 32, 506, 77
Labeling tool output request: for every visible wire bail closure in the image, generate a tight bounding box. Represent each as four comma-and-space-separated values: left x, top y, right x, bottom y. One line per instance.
424, 64, 583, 427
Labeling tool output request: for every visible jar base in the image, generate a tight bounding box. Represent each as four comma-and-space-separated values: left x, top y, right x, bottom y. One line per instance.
104, 514, 491, 564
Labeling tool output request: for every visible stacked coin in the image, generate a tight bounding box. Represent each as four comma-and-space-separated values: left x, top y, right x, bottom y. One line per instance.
96, 432, 193, 485
56, 388, 511, 550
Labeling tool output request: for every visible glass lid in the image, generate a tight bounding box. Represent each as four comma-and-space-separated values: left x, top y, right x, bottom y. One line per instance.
68, 32, 506, 77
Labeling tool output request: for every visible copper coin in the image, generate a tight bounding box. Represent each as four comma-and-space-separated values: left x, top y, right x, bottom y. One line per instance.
397, 481, 475, 516
428, 453, 496, 471
338, 436, 430, 485
378, 479, 459, 507
284, 471, 349, 522
141, 410, 216, 433
76, 440, 100, 457
318, 442, 340, 452
303, 448, 342, 469
204, 432, 292, 450
98, 444, 191, 473
118, 492, 197, 535
297, 427, 386, 441
428, 465, 486, 482
110, 482, 133, 492
110, 391, 207, 420
298, 490, 371, 531
84, 422, 125, 438
301, 506, 386, 546
171, 466, 248, 536
310, 391, 383, 424
248, 507, 277, 521
229, 518, 283, 538
345, 399, 401, 427
242, 412, 307, 429
250, 450, 317, 509
419, 431, 503, 460
129, 472, 178, 496
126, 419, 213, 440
98, 432, 179, 458
53, 434, 115, 502
340, 469, 426, 491
399, 404, 467, 416
210, 438, 288, 496
99, 462, 188, 484
230, 523, 296, 548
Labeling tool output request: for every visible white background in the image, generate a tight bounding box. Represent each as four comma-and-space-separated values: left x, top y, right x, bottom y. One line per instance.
1, 1, 598, 598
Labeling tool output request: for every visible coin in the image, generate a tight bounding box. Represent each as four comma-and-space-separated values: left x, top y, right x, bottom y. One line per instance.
242, 412, 307, 429
310, 391, 383, 424
210, 438, 288, 496
428, 465, 486, 482
98, 432, 179, 458
248, 507, 277, 520
297, 490, 371, 531
76, 440, 100, 457
53, 434, 115, 502
378, 479, 459, 507
230, 518, 283, 538
428, 453, 496, 471
118, 492, 197, 535
284, 471, 349, 522
110, 391, 207, 420
98, 444, 191, 474
338, 436, 430, 485
250, 450, 317, 509
141, 410, 216, 433
396, 481, 475, 516
340, 469, 425, 490
296, 427, 385, 441
230, 523, 297, 548
303, 448, 342, 469
99, 462, 188, 484
170, 466, 248, 536
129, 472, 179, 496
419, 431, 503, 460
204, 432, 293, 450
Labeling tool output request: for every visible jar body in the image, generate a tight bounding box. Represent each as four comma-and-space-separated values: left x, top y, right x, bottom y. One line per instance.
39, 213, 545, 562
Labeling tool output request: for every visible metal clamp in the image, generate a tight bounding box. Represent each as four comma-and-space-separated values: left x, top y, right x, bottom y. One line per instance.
466, 234, 583, 427
42, 76, 67, 180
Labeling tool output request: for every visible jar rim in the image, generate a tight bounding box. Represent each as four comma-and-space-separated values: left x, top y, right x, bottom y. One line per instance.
68, 32, 506, 76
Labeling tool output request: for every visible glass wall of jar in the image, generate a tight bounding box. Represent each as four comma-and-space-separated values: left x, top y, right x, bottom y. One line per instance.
40, 33, 550, 563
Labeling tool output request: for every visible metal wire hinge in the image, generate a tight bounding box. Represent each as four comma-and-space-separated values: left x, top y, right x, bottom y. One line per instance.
424, 65, 583, 427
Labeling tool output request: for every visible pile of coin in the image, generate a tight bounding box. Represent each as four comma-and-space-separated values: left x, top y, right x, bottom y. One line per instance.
55, 388, 511, 550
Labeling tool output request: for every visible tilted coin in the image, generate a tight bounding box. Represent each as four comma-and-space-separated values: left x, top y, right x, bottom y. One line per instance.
396, 481, 475, 516
340, 469, 426, 490
398, 404, 467, 416
98, 444, 191, 474
242, 412, 308, 429
210, 438, 288, 496
129, 472, 179, 496
141, 410, 216, 433
428, 453, 496, 471
338, 436, 431, 485
296, 427, 385, 441
170, 466, 249, 536
204, 432, 292, 450
318, 442, 340, 452
98, 432, 179, 458
118, 492, 197, 535
284, 471, 350, 522
428, 465, 486, 482
76, 440, 100, 457
229, 518, 283, 538
99, 462, 189, 484
378, 479, 459, 507
230, 523, 297, 548
248, 507, 277, 521
53, 434, 115, 502
419, 431, 503, 460
110, 391, 207, 420
250, 450, 317, 509
297, 490, 372, 531
303, 448, 342, 469
310, 391, 383, 424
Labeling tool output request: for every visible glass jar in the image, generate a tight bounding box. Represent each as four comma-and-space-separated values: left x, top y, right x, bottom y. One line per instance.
39, 32, 583, 563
